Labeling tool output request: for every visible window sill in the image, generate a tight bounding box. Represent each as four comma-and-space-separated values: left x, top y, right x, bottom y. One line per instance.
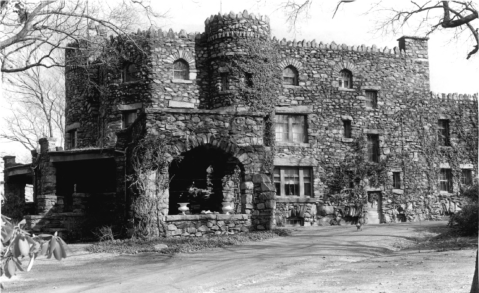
276, 142, 310, 147
283, 85, 300, 89
218, 90, 234, 95
342, 137, 354, 143
338, 87, 356, 92
275, 196, 318, 203
364, 106, 379, 110
439, 191, 454, 195
171, 79, 193, 84
392, 189, 404, 194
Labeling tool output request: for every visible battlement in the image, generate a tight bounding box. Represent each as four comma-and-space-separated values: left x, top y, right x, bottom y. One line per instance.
430, 92, 478, 103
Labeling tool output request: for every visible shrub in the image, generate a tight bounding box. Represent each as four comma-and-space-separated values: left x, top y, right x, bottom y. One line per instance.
452, 183, 479, 236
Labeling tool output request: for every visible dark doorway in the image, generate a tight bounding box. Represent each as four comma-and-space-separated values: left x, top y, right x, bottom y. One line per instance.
168, 145, 243, 215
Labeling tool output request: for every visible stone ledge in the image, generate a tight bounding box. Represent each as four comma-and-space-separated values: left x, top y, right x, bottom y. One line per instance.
65, 122, 81, 132
283, 85, 301, 89
341, 137, 354, 143
274, 157, 316, 166
338, 88, 356, 92
165, 214, 249, 221
392, 189, 404, 194
117, 103, 143, 111
168, 101, 195, 109
171, 79, 193, 84
146, 108, 265, 117
275, 105, 313, 114
275, 197, 318, 203
275, 142, 310, 147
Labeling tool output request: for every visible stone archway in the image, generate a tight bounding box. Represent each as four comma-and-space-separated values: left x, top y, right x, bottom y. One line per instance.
168, 144, 245, 215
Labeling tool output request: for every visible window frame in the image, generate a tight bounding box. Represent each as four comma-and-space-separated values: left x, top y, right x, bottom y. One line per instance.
365, 90, 378, 108
122, 63, 140, 83
173, 59, 190, 80
461, 169, 473, 186
274, 166, 312, 197
275, 114, 308, 143
437, 119, 450, 146
439, 168, 453, 193
282, 66, 298, 86
122, 110, 137, 129
339, 69, 353, 89
220, 72, 229, 91
367, 134, 380, 163
392, 172, 401, 189
68, 129, 77, 149
343, 120, 352, 138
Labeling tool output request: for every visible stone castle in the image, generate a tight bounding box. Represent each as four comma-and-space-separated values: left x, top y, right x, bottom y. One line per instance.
2, 10, 477, 239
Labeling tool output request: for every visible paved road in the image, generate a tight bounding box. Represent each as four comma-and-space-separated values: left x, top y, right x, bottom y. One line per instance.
2, 221, 476, 293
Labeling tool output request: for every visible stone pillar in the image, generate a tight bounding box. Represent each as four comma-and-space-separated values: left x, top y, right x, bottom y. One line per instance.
2, 156, 27, 220
251, 173, 276, 230
37, 137, 61, 214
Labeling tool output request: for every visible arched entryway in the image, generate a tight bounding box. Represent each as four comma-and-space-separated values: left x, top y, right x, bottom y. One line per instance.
168, 144, 244, 215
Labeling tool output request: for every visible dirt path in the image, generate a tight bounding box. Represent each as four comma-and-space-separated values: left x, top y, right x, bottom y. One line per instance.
1, 221, 476, 293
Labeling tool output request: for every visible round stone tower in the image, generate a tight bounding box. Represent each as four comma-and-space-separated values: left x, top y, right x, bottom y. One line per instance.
204, 10, 271, 109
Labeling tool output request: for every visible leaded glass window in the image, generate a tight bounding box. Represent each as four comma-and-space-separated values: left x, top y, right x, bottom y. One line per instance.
283, 66, 298, 85
173, 59, 189, 80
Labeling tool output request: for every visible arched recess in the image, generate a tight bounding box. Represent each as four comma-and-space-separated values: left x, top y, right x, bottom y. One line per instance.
332, 60, 357, 80
278, 57, 303, 72
165, 50, 196, 75
168, 144, 246, 215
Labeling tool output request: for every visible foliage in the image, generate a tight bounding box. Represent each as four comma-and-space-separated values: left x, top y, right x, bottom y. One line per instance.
87, 228, 293, 255
323, 136, 390, 203
127, 133, 171, 238
450, 183, 478, 236
0, 215, 70, 280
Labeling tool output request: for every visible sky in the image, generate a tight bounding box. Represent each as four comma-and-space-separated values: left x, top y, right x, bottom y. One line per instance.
0, 0, 478, 162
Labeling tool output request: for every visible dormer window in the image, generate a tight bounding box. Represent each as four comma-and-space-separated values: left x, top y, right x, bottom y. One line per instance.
339, 69, 352, 89
173, 59, 189, 80
283, 66, 298, 86
122, 63, 140, 82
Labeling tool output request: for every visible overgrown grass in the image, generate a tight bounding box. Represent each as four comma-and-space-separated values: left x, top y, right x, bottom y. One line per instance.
87, 229, 293, 255
398, 228, 478, 252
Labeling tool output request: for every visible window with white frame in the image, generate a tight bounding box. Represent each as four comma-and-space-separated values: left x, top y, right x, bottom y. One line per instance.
461, 169, 473, 186
339, 69, 352, 89
122, 111, 137, 129
173, 59, 189, 80
393, 172, 401, 189
275, 114, 307, 143
439, 168, 453, 192
283, 66, 298, 86
365, 90, 378, 108
274, 167, 312, 196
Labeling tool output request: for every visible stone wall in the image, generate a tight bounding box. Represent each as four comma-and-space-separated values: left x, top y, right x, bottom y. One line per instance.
164, 214, 251, 237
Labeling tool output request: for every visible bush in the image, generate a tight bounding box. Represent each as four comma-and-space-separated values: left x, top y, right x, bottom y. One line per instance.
452, 183, 478, 236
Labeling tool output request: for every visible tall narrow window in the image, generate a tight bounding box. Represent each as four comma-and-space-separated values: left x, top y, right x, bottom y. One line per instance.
275, 114, 307, 143
439, 169, 453, 192
245, 72, 253, 87
220, 73, 229, 91
122, 63, 140, 82
365, 90, 378, 108
393, 172, 401, 189
274, 167, 312, 196
438, 120, 450, 146
283, 66, 298, 86
68, 129, 77, 149
461, 169, 472, 185
343, 120, 352, 138
122, 111, 137, 129
339, 69, 352, 89
173, 59, 189, 80
367, 134, 380, 163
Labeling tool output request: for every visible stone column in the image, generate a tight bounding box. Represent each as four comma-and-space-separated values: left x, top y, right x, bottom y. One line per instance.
37, 137, 62, 214
2, 156, 26, 220
252, 173, 276, 230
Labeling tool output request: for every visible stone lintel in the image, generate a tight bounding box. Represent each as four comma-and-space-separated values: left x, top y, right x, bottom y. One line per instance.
65, 122, 81, 132
117, 103, 143, 111
275, 105, 313, 114
439, 163, 451, 168
460, 164, 474, 169
50, 150, 117, 163
274, 157, 317, 166
364, 129, 382, 134
275, 197, 318, 203
5, 165, 32, 177
168, 101, 195, 109
438, 114, 450, 120
361, 86, 381, 91
341, 115, 353, 121
341, 138, 354, 143
146, 108, 265, 117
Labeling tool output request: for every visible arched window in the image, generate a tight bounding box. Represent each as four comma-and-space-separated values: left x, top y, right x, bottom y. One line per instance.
122, 63, 140, 82
339, 69, 352, 88
283, 66, 298, 86
173, 59, 189, 80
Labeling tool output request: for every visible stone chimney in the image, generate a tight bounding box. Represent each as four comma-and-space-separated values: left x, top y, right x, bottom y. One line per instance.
2, 156, 16, 168
39, 137, 57, 153
397, 36, 429, 59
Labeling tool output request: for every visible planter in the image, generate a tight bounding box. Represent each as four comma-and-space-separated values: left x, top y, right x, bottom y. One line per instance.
178, 203, 190, 215
221, 202, 233, 215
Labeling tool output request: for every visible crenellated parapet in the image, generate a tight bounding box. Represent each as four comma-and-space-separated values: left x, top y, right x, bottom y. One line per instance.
430, 92, 478, 103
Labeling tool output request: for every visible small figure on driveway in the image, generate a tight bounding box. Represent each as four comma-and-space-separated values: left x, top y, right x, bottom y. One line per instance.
356, 216, 364, 231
